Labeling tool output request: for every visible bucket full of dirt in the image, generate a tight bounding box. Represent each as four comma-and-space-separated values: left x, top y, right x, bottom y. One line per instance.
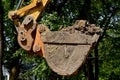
41, 20, 102, 76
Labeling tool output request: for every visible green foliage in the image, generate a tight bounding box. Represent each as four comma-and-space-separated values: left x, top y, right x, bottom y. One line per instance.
99, 36, 120, 80
40, 12, 60, 30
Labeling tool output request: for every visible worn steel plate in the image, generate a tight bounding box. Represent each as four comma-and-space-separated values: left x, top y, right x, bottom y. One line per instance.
41, 20, 101, 76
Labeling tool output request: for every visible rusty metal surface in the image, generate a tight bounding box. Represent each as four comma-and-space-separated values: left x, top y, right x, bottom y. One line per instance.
41, 20, 102, 76
44, 44, 91, 76
33, 24, 45, 57
17, 16, 37, 51
41, 31, 99, 45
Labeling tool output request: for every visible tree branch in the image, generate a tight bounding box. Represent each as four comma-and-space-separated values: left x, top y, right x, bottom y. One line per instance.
79, 0, 91, 19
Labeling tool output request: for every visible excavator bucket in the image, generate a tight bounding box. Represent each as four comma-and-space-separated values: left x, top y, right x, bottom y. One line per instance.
41, 20, 102, 76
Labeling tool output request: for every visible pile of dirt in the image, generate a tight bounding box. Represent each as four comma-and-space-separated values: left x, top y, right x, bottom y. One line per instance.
61, 20, 101, 35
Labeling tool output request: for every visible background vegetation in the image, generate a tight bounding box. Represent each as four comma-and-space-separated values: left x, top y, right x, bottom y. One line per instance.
0, 0, 120, 80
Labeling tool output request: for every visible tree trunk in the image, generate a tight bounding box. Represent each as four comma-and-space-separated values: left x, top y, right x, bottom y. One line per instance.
79, 0, 91, 20
0, 0, 4, 79
87, 54, 94, 80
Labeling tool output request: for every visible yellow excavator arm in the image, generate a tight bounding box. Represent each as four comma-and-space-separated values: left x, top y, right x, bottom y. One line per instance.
8, 0, 50, 57
9, 0, 50, 21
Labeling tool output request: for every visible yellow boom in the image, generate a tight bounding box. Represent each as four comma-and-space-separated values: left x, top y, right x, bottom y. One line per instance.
8, 0, 50, 57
